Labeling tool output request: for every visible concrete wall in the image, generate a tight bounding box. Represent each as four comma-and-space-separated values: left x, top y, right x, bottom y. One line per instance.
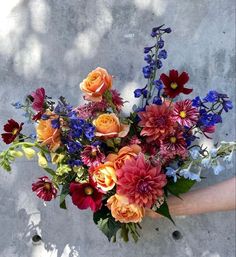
0, 0, 235, 256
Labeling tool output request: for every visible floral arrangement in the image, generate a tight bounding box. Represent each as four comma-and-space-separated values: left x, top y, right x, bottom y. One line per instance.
0, 25, 235, 242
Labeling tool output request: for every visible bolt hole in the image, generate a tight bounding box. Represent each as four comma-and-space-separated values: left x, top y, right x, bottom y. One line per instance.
32, 235, 42, 243
172, 230, 182, 240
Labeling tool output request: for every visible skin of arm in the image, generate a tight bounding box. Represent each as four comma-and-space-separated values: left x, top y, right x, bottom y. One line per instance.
145, 177, 236, 218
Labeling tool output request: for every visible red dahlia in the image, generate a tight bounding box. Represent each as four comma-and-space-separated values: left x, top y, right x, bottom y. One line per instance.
160, 70, 193, 98
70, 179, 103, 212
32, 176, 57, 201
1, 119, 24, 144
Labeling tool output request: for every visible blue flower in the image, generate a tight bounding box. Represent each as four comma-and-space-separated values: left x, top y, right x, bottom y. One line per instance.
152, 24, 165, 33
144, 46, 154, 54
156, 60, 162, 69
212, 161, 225, 175
189, 148, 200, 159
134, 89, 143, 98
166, 167, 177, 182
203, 91, 219, 103
222, 100, 233, 112
158, 49, 167, 59
41, 114, 49, 120
153, 96, 162, 105
66, 141, 82, 154
157, 39, 164, 49
12, 101, 23, 109
51, 118, 60, 129
144, 54, 153, 63
68, 159, 82, 167
192, 96, 201, 107
154, 80, 163, 90
142, 65, 153, 78
179, 168, 201, 182
201, 157, 212, 168
29, 133, 36, 140
163, 27, 171, 33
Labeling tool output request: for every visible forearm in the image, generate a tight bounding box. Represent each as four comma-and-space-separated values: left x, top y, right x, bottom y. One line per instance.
146, 177, 236, 218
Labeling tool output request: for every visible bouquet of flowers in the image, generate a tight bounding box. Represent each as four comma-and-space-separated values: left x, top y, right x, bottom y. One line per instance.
0, 25, 235, 242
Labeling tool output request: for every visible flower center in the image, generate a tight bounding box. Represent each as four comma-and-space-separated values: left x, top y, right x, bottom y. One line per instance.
170, 136, 177, 143
84, 186, 93, 195
12, 128, 19, 135
91, 150, 97, 157
155, 116, 166, 126
137, 180, 150, 194
44, 182, 51, 191
179, 111, 187, 118
170, 82, 178, 89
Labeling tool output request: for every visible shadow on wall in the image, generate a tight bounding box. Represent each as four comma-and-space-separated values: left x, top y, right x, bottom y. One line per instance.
0, 0, 235, 257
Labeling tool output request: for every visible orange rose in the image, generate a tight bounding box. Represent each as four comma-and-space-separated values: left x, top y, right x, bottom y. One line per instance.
106, 144, 141, 169
36, 114, 61, 152
93, 113, 130, 138
80, 67, 112, 102
90, 162, 117, 191
107, 194, 144, 223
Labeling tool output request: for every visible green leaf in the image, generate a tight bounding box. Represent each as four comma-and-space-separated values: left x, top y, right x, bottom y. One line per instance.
93, 205, 121, 241
155, 200, 175, 225
59, 184, 70, 209
167, 177, 196, 198
43, 167, 56, 176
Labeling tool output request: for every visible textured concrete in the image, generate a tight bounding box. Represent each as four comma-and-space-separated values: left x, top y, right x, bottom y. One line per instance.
0, 0, 235, 256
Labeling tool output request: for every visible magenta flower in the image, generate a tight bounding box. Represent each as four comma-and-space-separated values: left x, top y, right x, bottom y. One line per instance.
111, 89, 124, 112
172, 99, 199, 127
31, 88, 45, 112
32, 176, 57, 201
76, 101, 107, 119
70, 179, 103, 212
116, 154, 167, 208
81, 145, 105, 167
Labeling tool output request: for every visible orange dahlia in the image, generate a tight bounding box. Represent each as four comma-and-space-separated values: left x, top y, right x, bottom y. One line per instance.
138, 102, 174, 142
116, 154, 167, 208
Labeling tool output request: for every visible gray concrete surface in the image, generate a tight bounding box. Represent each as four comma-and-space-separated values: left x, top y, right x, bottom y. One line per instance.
0, 0, 235, 256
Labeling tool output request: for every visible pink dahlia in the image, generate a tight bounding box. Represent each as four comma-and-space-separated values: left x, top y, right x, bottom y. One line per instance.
160, 127, 188, 160
138, 102, 175, 142
172, 99, 199, 127
116, 154, 167, 208
31, 88, 45, 112
70, 179, 103, 212
32, 176, 57, 201
111, 89, 124, 112
81, 145, 105, 167
76, 101, 107, 119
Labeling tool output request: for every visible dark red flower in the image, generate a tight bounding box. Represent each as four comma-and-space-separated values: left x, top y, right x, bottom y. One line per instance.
32, 176, 57, 201
111, 89, 124, 112
31, 88, 45, 112
32, 111, 43, 121
160, 70, 192, 98
70, 179, 103, 212
1, 119, 24, 144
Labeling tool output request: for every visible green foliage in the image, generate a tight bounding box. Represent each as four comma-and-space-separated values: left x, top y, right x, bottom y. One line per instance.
59, 183, 70, 209
154, 200, 175, 225
166, 177, 196, 198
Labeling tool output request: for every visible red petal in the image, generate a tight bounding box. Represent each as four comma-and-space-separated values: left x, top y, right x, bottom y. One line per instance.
177, 72, 189, 86
3, 119, 19, 132
169, 70, 179, 81
182, 87, 193, 95
160, 73, 170, 86
1, 133, 16, 144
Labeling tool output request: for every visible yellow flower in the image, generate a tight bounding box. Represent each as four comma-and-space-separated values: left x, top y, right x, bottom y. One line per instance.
51, 153, 65, 164
37, 152, 48, 168
56, 164, 71, 176
9, 150, 23, 158
107, 194, 145, 223
22, 147, 36, 160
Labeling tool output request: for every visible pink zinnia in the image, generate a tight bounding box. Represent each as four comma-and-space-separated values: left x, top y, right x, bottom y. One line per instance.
160, 127, 188, 159
31, 88, 45, 112
81, 145, 105, 167
111, 89, 124, 112
70, 179, 103, 212
172, 99, 199, 127
32, 176, 57, 201
138, 102, 175, 142
116, 154, 167, 208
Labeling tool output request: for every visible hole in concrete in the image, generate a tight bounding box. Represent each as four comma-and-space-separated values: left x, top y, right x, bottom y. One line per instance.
172, 230, 182, 240
155, 227, 159, 231
32, 234, 42, 243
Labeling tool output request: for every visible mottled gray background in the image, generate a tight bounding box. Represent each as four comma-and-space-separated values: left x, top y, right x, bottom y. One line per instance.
0, 0, 235, 256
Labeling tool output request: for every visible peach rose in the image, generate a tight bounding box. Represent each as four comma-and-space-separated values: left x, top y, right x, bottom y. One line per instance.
107, 194, 144, 223
80, 67, 112, 102
90, 162, 117, 192
36, 114, 61, 152
106, 144, 141, 169
93, 113, 130, 138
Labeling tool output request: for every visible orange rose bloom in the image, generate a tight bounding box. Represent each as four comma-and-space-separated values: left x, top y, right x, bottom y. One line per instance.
93, 113, 130, 138
90, 162, 117, 192
36, 114, 61, 152
107, 194, 144, 223
106, 144, 141, 169
80, 67, 112, 102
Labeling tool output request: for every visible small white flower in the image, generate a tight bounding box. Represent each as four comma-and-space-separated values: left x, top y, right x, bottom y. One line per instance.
212, 161, 225, 175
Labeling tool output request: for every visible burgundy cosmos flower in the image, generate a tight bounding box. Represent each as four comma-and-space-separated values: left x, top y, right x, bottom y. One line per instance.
116, 154, 167, 208
81, 145, 105, 167
1, 119, 24, 144
32, 176, 57, 201
160, 70, 193, 98
70, 180, 103, 212
31, 88, 45, 112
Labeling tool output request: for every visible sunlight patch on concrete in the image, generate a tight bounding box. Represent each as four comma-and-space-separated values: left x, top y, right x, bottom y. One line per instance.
134, 0, 167, 16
